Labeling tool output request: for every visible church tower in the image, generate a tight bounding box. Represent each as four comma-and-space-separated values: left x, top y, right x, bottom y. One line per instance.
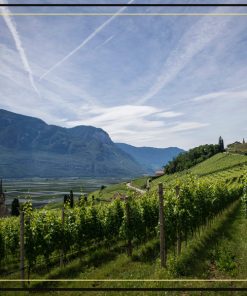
0, 179, 8, 217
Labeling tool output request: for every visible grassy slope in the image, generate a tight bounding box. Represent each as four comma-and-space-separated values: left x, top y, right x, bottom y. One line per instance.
149, 153, 247, 189
17, 153, 246, 209
205, 203, 247, 279
131, 176, 149, 189
87, 182, 129, 200
190, 152, 247, 176
86, 153, 247, 200
228, 143, 247, 154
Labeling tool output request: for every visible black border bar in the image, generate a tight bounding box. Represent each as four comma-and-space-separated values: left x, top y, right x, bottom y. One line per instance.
1, 287, 247, 292
1, 3, 247, 7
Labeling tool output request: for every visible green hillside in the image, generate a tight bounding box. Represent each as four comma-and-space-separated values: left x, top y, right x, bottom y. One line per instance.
42, 152, 245, 204
149, 152, 247, 191
1, 150, 247, 294
87, 153, 247, 199
227, 142, 247, 154
163, 144, 221, 174
190, 152, 247, 176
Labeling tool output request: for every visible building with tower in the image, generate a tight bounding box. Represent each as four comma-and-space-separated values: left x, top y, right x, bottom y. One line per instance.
0, 179, 8, 217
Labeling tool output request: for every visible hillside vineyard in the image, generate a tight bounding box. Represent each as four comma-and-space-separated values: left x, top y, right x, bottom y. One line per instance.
0, 175, 243, 276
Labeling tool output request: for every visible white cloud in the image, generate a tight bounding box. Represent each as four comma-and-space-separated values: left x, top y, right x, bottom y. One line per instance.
0, 0, 40, 97
137, 6, 236, 104
0, 44, 100, 117
192, 90, 247, 102
66, 105, 161, 127
1, 2, 245, 150
64, 104, 208, 148
67, 105, 183, 126
169, 122, 209, 132
39, 0, 134, 80
156, 111, 183, 118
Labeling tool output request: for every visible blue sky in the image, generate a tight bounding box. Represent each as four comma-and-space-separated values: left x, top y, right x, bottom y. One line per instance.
0, 0, 247, 149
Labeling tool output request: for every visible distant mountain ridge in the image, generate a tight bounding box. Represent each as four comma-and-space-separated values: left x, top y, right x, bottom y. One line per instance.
0, 109, 144, 178
116, 143, 184, 173
0, 109, 184, 178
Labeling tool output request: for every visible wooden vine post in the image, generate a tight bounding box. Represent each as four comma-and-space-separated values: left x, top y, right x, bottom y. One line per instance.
20, 211, 25, 288
158, 183, 166, 267
176, 185, 182, 256
125, 196, 132, 257
60, 207, 65, 267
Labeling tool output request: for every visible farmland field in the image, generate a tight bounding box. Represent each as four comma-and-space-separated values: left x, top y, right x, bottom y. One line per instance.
3, 177, 128, 209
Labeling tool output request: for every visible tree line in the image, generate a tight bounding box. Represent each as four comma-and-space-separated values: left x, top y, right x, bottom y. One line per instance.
164, 137, 224, 175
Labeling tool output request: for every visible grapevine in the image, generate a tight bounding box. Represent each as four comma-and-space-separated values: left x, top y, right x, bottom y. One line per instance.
0, 176, 243, 273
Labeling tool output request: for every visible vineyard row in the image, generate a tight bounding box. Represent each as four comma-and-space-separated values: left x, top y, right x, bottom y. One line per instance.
0, 175, 244, 280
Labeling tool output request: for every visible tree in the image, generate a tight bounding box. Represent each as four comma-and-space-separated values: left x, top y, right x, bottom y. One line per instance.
69, 190, 74, 208
163, 144, 220, 174
64, 191, 74, 208
218, 136, 224, 152
100, 185, 106, 191
64, 194, 69, 205
99, 186, 106, 199
11, 198, 20, 216
243, 138, 245, 144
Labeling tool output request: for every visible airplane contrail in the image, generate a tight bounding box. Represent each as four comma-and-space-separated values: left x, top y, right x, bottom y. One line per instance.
39, 0, 134, 80
136, 2, 236, 105
93, 35, 115, 51
0, 0, 40, 97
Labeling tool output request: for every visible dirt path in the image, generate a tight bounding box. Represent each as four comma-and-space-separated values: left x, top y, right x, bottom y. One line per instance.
126, 183, 146, 194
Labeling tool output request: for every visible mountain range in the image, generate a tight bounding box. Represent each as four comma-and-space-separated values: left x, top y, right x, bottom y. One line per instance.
116, 143, 184, 173
0, 109, 184, 178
